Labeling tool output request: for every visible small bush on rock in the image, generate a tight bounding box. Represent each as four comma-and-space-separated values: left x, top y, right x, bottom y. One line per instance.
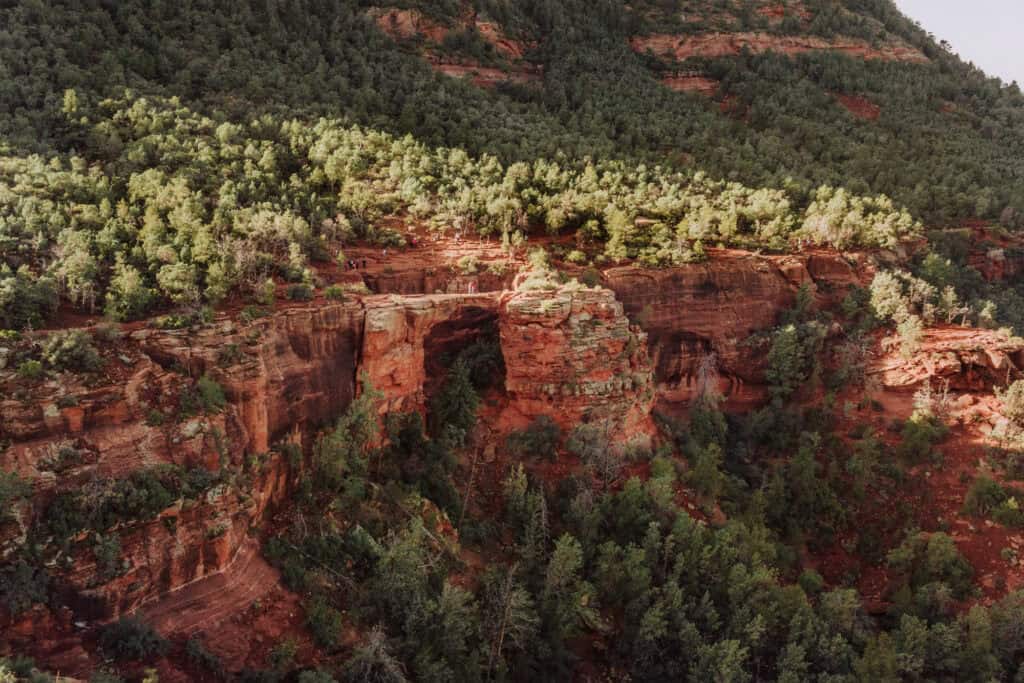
41, 330, 101, 372
99, 617, 167, 661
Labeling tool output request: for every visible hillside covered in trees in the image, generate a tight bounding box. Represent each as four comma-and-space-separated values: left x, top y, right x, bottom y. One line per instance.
5, 2, 1024, 683
2, 0, 1024, 325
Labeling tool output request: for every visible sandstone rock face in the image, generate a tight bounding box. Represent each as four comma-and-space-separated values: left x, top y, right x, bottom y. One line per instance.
969, 247, 1024, 283
0, 247, 887, 670
499, 285, 656, 439
869, 327, 1024, 392
135, 302, 364, 455
1, 303, 364, 635
631, 31, 928, 63
604, 251, 871, 404
362, 293, 502, 413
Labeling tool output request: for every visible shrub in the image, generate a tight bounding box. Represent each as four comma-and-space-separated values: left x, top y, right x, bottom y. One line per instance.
565, 249, 587, 264
457, 254, 479, 275
429, 359, 479, 446
798, 569, 825, 595
94, 533, 123, 581
896, 417, 947, 464
324, 285, 345, 301
507, 416, 562, 460
287, 283, 313, 301
0, 268, 58, 330
0, 560, 49, 616
104, 258, 157, 321
256, 278, 277, 306
897, 315, 923, 359
94, 323, 123, 343
578, 267, 602, 288
186, 637, 225, 678
267, 638, 298, 670
306, 599, 344, 651
46, 465, 219, 538
41, 330, 101, 372
217, 343, 243, 367
998, 380, 1024, 428
964, 476, 1009, 517
197, 374, 227, 413
99, 617, 167, 661
16, 360, 44, 380
0, 472, 31, 522
992, 497, 1024, 528
240, 305, 270, 323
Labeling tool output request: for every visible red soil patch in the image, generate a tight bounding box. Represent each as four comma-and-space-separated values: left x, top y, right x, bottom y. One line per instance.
835, 93, 881, 121
432, 62, 542, 88
371, 7, 533, 64
757, 3, 812, 21
631, 32, 929, 64
661, 73, 718, 95
806, 383, 1024, 610
475, 20, 532, 60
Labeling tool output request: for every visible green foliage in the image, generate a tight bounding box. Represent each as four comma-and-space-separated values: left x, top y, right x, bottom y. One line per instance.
764, 287, 827, 400
0, 268, 58, 330
98, 617, 168, 661
196, 374, 227, 413
340, 627, 407, 683
507, 416, 561, 460
306, 599, 345, 651
324, 285, 345, 301
186, 636, 225, 679
94, 533, 123, 581
999, 380, 1024, 428
963, 476, 1024, 528
287, 283, 314, 301
104, 257, 157, 321
764, 433, 844, 541
313, 377, 381, 496
41, 330, 101, 372
45, 465, 220, 539
887, 531, 974, 603
896, 416, 948, 465
0, 560, 49, 616
0, 471, 31, 522
429, 359, 479, 447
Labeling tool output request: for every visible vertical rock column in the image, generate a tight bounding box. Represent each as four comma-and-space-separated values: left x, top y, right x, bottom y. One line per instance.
499, 284, 656, 443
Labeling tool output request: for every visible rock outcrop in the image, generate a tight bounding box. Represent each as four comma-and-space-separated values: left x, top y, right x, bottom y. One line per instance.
869, 327, 1024, 392
361, 293, 502, 413
499, 284, 656, 440
631, 32, 928, 63
604, 251, 870, 404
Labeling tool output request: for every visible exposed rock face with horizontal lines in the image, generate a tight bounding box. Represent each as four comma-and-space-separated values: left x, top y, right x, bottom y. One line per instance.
869, 327, 1024, 392
604, 251, 871, 404
499, 285, 656, 440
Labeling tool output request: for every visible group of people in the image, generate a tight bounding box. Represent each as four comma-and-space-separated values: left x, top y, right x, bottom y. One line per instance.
343, 258, 368, 270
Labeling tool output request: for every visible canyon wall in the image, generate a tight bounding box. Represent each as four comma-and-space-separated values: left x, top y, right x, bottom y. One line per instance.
604, 250, 869, 404
7, 244, 1022, 675
499, 285, 656, 439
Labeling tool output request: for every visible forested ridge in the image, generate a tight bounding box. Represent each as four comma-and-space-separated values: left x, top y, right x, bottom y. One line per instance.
2, 0, 1024, 325
5, 2, 1024, 682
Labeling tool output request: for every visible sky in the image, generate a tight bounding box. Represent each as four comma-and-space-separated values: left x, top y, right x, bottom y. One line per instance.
894, 0, 1024, 85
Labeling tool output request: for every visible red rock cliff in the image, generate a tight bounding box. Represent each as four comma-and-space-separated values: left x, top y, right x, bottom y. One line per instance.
499, 284, 656, 440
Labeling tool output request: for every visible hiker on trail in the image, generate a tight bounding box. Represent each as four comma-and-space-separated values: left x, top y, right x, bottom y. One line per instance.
362, 258, 367, 269
382, 248, 387, 259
